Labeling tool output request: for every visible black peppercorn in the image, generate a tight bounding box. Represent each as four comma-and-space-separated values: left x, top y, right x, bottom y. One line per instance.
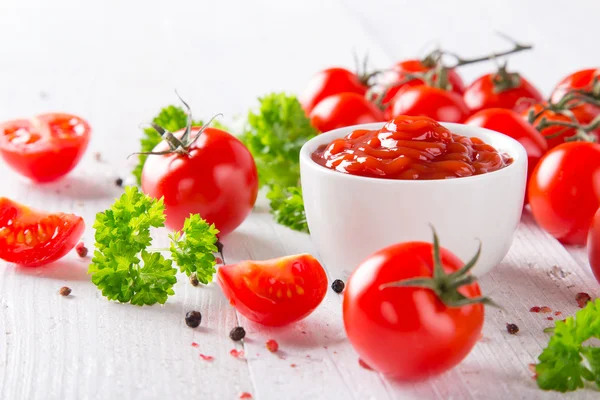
59, 286, 72, 296
185, 311, 202, 328
331, 279, 345, 293
115, 177, 123, 187
189, 272, 199, 287
506, 323, 519, 335
229, 326, 246, 341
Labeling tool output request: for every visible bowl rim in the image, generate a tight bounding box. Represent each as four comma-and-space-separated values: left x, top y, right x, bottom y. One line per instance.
299, 121, 528, 185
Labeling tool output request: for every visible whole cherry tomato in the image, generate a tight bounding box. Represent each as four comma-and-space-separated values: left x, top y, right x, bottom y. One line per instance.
0, 113, 91, 182
142, 125, 258, 236
587, 207, 600, 284
0, 198, 85, 267
529, 142, 600, 245
299, 68, 368, 114
463, 70, 543, 114
343, 231, 487, 380
466, 108, 547, 204
522, 103, 600, 150
218, 254, 328, 326
550, 68, 600, 125
309, 92, 384, 133
388, 85, 471, 122
378, 59, 465, 106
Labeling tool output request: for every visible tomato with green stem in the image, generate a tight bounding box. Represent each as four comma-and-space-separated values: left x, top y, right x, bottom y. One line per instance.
523, 103, 600, 149
0, 198, 85, 267
309, 92, 384, 133
465, 108, 547, 204
343, 229, 492, 380
218, 254, 328, 326
529, 142, 600, 245
300, 68, 369, 114
0, 113, 91, 182
140, 98, 258, 236
463, 66, 543, 114
551, 68, 600, 123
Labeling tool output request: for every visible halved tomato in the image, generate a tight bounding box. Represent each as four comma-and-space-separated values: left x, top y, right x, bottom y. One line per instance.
0, 113, 91, 182
217, 254, 328, 326
0, 198, 85, 266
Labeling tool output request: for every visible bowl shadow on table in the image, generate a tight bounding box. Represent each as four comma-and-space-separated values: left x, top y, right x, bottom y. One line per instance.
23, 174, 118, 201
15, 258, 91, 281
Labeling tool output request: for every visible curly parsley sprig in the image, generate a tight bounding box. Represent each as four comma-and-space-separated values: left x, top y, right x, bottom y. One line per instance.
240, 93, 317, 233
536, 298, 600, 392
89, 186, 219, 306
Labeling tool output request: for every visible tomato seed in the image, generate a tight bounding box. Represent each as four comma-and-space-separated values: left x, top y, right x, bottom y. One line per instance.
576, 292, 592, 308
539, 306, 552, 313
554, 311, 562, 316
290, 364, 297, 368
199, 354, 214, 361
239, 392, 252, 399
529, 306, 541, 313
506, 323, 519, 334
229, 326, 246, 341
59, 286, 72, 296
75, 242, 88, 258
191, 342, 199, 347
266, 339, 279, 353
331, 279, 345, 293
185, 311, 202, 328
546, 317, 554, 321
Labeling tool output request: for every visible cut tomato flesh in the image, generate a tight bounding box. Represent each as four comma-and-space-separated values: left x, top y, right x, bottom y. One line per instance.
0, 198, 85, 267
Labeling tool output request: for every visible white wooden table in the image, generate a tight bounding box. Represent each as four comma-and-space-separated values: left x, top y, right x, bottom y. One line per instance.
1, 1, 599, 398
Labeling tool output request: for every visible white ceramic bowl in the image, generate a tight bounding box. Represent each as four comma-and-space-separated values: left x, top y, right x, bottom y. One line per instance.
300, 122, 527, 279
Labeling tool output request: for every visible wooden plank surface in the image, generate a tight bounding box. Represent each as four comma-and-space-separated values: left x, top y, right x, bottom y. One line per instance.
1, 0, 600, 399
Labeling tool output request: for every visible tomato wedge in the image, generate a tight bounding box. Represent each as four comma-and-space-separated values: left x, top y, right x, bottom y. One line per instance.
0, 113, 91, 182
0, 198, 85, 266
217, 254, 328, 326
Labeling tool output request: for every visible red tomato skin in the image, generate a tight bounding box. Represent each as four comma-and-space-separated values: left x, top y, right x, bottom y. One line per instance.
522, 104, 600, 150
0, 114, 91, 183
217, 254, 328, 326
551, 68, 600, 125
529, 142, 600, 245
465, 108, 547, 204
309, 92, 384, 133
141, 127, 258, 236
379, 59, 465, 105
388, 86, 471, 122
300, 68, 368, 114
343, 242, 483, 380
463, 73, 543, 114
0, 198, 85, 267
587, 208, 600, 283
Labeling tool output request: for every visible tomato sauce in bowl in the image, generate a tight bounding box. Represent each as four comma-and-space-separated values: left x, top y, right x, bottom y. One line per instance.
311, 115, 513, 180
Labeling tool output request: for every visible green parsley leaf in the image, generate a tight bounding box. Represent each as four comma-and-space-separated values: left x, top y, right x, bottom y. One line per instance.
240, 93, 318, 189
89, 186, 220, 305
169, 214, 219, 283
132, 105, 229, 184
89, 186, 176, 305
267, 185, 309, 233
536, 298, 600, 392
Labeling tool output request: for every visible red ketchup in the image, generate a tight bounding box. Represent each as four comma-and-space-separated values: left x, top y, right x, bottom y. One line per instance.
311, 115, 513, 180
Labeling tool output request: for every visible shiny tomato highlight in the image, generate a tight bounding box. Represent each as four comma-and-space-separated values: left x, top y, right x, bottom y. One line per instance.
218, 254, 328, 326
0, 113, 91, 182
0, 198, 85, 267
529, 142, 600, 245
343, 240, 484, 380
142, 127, 258, 236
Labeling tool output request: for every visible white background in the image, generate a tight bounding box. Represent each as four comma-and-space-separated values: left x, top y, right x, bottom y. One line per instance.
1, 1, 599, 399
